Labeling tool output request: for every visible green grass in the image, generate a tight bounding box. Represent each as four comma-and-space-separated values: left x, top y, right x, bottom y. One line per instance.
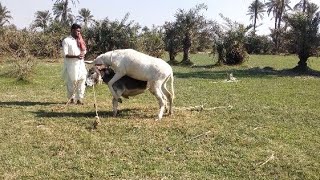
0, 54, 319, 179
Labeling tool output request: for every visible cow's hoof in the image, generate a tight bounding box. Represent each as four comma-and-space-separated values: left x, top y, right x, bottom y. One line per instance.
118, 98, 122, 103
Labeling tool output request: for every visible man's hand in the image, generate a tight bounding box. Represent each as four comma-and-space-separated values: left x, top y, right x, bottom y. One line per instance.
79, 52, 85, 59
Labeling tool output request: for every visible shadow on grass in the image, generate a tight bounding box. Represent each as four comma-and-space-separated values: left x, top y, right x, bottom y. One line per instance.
32, 108, 153, 119
0, 101, 62, 107
175, 66, 320, 80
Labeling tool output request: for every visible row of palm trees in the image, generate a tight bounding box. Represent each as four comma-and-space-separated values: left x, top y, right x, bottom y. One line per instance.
247, 0, 311, 33
31, 1, 94, 31
0, 0, 93, 31
0, 0, 315, 32
247, 0, 316, 52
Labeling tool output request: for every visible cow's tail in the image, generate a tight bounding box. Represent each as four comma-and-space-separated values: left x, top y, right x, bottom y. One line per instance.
170, 72, 175, 100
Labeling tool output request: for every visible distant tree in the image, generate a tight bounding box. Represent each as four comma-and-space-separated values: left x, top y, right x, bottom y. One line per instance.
294, 0, 310, 13
163, 22, 182, 64
139, 26, 164, 58
265, 0, 291, 52
85, 13, 141, 57
52, 0, 78, 25
247, 0, 266, 34
32, 10, 52, 31
245, 34, 273, 54
0, 2, 12, 27
284, 3, 320, 71
212, 14, 250, 65
77, 8, 94, 28
174, 3, 208, 65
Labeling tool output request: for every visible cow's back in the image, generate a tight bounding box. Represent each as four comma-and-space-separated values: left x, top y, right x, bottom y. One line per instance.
111, 49, 172, 81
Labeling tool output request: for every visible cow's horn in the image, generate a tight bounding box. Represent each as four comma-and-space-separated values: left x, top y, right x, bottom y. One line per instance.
84, 60, 94, 64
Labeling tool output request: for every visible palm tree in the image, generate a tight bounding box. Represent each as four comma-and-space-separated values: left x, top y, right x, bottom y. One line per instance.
0, 2, 12, 27
294, 0, 309, 13
247, 0, 266, 34
265, 0, 291, 52
32, 10, 52, 31
77, 8, 94, 28
52, 0, 78, 25
266, 0, 291, 30
285, 3, 320, 71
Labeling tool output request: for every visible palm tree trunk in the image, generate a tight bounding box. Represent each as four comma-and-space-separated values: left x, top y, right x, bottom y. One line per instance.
253, 0, 258, 34
62, 0, 68, 25
303, 0, 307, 13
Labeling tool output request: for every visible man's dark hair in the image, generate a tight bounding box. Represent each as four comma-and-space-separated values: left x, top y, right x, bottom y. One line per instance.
71, 23, 81, 30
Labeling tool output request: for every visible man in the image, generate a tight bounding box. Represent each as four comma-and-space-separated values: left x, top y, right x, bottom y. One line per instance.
62, 23, 87, 105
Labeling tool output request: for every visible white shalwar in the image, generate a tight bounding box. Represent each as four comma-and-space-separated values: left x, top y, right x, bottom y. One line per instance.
62, 36, 87, 101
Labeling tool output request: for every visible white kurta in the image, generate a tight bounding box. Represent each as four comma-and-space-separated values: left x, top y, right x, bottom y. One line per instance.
62, 36, 87, 101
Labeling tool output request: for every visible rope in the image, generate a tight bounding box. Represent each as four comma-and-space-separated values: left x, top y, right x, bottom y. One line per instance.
92, 83, 101, 129
65, 80, 79, 105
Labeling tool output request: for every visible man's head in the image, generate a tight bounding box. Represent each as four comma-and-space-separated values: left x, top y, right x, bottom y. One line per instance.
71, 23, 81, 38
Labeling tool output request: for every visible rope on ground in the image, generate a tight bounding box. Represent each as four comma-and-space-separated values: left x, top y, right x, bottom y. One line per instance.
92, 83, 101, 129
174, 104, 233, 112
256, 152, 275, 167
51, 80, 80, 111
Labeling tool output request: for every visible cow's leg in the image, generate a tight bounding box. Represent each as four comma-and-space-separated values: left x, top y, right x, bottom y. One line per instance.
111, 87, 125, 116
112, 97, 118, 117
149, 81, 166, 120
108, 73, 124, 100
161, 80, 173, 115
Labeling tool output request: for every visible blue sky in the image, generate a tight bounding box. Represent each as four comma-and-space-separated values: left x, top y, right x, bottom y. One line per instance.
2, 0, 302, 35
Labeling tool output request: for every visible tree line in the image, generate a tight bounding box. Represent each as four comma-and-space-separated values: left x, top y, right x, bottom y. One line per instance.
0, 0, 319, 71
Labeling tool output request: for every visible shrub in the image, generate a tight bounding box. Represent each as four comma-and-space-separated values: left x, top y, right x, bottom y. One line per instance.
1, 29, 37, 81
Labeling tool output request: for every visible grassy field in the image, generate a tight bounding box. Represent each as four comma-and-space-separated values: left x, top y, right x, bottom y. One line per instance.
0, 54, 319, 179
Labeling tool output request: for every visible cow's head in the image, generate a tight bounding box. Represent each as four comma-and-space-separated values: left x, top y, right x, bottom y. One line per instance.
85, 66, 102, 87
85, 65, 114, 86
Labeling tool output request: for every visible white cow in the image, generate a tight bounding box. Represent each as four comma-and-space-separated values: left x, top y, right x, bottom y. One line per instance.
89, 49, 174, 120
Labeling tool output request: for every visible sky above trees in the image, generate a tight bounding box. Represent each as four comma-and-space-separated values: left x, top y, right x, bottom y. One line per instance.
1, 0, 302, 35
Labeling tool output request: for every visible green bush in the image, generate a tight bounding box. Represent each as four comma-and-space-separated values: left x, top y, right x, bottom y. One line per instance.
1, 29, 37, 81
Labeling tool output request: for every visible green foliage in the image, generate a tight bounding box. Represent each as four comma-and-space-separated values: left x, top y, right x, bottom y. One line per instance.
284, 3, 320, 70
163, 22, 182, 63
174, 3, 208, 65
85, 13, 141, 58
31, 10, 52, 31
245, 34, 273, 54
212, 15, 250, 65
76, 8, 94, 28
29, 32, 62, 59
1, 30, 37, 81
247, 0, 266, 33
138, 26, 165, 58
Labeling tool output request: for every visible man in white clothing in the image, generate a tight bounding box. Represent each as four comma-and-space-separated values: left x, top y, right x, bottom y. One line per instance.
62, 23, 87, 105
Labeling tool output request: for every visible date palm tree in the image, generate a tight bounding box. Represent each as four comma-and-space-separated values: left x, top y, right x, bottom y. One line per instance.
77, 8, 94, 28
32, 10, 52, 31
0, 2, 12, 27
247, 0, 266, 34
52, 0, 78, 25
285, 3, 320, 71
265, 0, 291, 52
294, 0, 309, 13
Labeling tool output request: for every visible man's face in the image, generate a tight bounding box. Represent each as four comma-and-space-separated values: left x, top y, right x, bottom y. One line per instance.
71, 28, 81, 38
